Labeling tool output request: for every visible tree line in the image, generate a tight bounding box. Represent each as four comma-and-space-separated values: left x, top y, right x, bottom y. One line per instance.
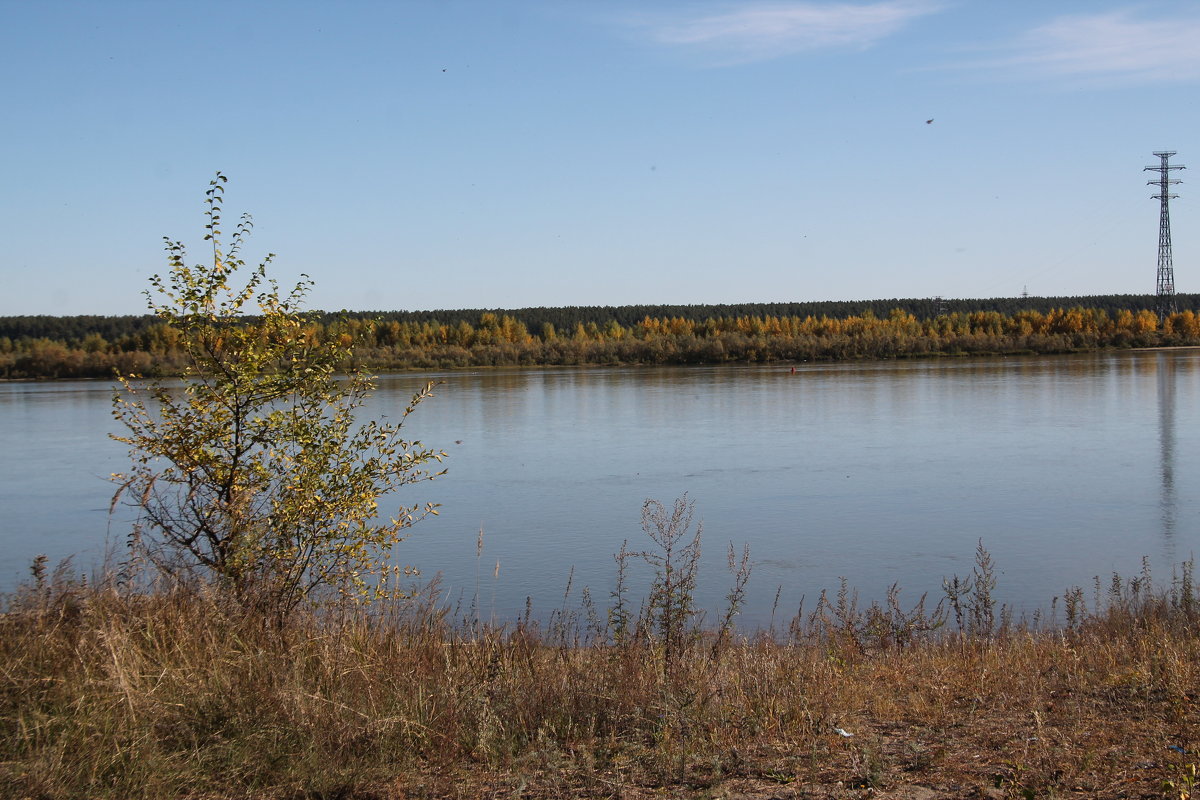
5, 299, 1200, 379
6, 292, 1199, 342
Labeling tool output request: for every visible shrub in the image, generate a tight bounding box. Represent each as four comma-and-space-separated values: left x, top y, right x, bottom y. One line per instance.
111, 173, 445, 616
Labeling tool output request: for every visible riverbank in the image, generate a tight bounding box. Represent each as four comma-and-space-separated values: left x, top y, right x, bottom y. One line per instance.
4, 562, 1197, 799
6, 305, 1200, 379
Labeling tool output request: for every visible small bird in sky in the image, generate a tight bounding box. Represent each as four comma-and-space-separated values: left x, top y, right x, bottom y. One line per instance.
926, 118, 934, 124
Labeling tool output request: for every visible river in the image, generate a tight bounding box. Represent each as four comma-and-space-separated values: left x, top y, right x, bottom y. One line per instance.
2, 350, 1197, 627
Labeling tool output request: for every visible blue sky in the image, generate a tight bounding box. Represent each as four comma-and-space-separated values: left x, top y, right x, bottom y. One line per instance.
3, 0, 1199, 315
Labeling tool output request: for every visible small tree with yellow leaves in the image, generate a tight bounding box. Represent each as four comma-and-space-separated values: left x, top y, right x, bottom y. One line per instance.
112, 173, 445, 616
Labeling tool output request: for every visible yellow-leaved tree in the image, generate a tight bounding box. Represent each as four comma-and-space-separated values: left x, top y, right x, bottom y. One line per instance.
112, 173, 445, 616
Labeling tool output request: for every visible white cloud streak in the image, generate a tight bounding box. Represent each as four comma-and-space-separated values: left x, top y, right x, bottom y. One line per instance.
974, 10, 1200, 85
638, 1, 942, 63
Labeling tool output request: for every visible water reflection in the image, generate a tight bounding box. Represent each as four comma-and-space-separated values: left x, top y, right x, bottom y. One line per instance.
1157, 352, 1177, 551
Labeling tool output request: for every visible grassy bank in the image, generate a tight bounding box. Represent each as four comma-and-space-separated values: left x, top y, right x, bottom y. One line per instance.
4, 555, 1198, 799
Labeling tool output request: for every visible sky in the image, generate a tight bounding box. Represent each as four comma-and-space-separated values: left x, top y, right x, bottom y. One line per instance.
3, 0, 1200, 316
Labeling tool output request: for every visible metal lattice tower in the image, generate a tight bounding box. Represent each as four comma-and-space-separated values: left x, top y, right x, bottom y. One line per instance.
1145, 151, 1185, 319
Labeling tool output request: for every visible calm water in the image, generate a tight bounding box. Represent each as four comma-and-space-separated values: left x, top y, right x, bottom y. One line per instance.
2, 351, 1198, 626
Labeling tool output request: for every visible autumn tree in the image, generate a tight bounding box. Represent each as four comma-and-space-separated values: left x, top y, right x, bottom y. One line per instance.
112, 173, 445, 615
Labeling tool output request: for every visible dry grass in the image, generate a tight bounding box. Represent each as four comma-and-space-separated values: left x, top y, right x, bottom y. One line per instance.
3, 553, 1198, 800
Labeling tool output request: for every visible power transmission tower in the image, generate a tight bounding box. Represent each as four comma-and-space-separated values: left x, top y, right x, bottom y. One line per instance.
1145, 151, 1185, 319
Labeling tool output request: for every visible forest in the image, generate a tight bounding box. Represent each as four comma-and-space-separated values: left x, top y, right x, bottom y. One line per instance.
4, 294, 1200, 379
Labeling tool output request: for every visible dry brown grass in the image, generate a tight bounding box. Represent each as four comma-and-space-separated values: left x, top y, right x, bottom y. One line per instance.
3, 555, 1198, 800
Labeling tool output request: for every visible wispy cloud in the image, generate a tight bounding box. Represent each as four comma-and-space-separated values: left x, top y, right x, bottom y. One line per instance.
969, 10, 1200, 85
633, 2, 942, 64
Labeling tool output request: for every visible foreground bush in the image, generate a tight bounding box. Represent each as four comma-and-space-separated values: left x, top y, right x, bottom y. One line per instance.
109, 174, 446, 618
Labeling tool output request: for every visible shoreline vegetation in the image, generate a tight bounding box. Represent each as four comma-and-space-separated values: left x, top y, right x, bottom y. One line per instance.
5, 294, 1200, 379
3, 546, 1198, 799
